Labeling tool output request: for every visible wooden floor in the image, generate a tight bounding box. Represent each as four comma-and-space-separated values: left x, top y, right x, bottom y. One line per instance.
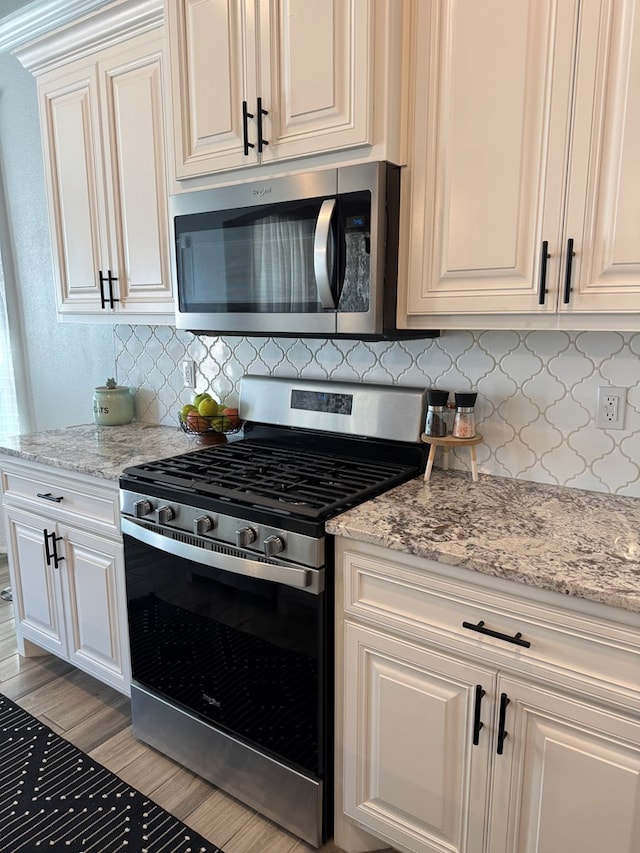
0, 556, 394, 853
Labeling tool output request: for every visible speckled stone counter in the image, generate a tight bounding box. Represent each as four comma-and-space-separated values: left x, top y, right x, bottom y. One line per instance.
327, 469, 640, 614
3, 428, 639, 614
0, 423, 200, 481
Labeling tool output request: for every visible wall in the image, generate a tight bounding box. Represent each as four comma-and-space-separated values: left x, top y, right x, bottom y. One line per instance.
0, 50, 115, 434
115, 326, 640, 498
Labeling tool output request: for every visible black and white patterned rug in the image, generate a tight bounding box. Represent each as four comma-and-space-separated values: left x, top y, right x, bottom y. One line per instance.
0, 692, 224, 853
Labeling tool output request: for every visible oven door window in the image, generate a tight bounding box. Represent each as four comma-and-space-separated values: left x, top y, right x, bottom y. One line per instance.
124, 534, 327, 777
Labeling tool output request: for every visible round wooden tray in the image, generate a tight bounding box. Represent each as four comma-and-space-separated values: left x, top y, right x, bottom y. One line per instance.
420, 433, 483, 482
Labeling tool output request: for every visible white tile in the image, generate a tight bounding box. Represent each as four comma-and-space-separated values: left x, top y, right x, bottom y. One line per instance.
115, 327, 640, 496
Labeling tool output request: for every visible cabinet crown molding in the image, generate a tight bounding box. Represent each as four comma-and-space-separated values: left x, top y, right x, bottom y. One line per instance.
8, 0, 162, 74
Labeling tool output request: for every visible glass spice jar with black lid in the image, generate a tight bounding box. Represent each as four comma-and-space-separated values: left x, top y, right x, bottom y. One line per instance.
425, 389, 450, 437
452, 391, 478, 438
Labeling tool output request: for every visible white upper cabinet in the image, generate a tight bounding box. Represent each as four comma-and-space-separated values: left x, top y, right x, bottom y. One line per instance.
15, 0, 173, 322
257, 0, 372, 164
168, 0, 257, 175
400, 0, 640, 330
167, 0, 398, 180
563, 0, 640, 316
99, 38, 172, 315
40, 64, 106, 314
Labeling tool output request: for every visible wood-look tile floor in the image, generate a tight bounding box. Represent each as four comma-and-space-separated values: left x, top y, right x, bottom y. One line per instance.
0, 556, 395, 853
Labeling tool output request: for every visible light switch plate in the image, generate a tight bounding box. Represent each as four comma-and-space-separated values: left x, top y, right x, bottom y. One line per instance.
181, 359, 196, 388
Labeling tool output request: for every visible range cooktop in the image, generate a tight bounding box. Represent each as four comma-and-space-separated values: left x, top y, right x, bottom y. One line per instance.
121, 436, 421, 521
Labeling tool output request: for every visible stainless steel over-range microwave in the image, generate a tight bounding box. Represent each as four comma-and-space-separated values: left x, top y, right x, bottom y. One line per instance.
170, 162, 438, 340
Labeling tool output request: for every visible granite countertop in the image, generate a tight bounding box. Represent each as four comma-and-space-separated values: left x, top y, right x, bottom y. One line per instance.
2, 426, 638, 614
326, 469, 640, 614
0, 423, 199, 480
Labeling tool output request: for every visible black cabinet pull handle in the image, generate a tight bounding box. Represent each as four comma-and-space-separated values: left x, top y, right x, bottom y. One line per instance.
106, 270, 119, 308
43, 528, 53, 566
43, 529, 64, 568
98, 270, 119, 308
242, 100, 254, 156
472, 684, 485, 746
497, 692, 510, 754
37, 492, 63, 503
51, 533, 64, 569
98, 270, 107, 309
563, 237, 575, 304
257, 97, 269, 152
462, 619, 531, 648
538, 240, 550, 305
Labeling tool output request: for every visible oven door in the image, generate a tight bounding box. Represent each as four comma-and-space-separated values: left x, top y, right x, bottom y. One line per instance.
121, 519, 329, 779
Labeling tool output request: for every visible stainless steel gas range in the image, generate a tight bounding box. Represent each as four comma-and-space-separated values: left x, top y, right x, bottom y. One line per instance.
119, 375, 428, 847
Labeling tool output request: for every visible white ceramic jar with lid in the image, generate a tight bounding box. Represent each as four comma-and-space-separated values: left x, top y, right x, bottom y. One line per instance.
93, 378, 135, 425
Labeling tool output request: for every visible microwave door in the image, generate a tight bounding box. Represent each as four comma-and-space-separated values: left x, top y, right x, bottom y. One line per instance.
174, 199, 339, 336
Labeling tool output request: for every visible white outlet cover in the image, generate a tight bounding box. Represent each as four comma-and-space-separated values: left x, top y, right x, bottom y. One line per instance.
596, 385, 626, 430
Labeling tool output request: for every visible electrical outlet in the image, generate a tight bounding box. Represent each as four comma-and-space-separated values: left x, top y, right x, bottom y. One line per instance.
596, 386, 626, 430
181, 359, 196, 388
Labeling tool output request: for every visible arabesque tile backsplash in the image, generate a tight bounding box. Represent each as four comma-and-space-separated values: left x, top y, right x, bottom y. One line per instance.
115, 327, 640, 498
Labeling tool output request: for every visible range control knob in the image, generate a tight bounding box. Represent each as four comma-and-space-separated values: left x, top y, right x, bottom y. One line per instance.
194, 515, 214, 535
133, 499, 152, 518
263, 535, 284, 557
157, 505, 175, 525
236, 526, 257, 548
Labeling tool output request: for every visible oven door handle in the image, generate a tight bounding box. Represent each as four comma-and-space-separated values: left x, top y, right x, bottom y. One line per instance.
121, 518, 323, 594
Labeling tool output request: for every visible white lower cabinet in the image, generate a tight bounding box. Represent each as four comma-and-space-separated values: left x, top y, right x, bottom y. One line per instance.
344, 622, 493, 853
1, 459, 130, 695
487, 678, 640, 853
336, 539, 640, 853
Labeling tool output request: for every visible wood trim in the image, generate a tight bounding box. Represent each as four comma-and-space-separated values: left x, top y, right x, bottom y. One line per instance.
9, 0, 162, 75
0, 0, 108, 55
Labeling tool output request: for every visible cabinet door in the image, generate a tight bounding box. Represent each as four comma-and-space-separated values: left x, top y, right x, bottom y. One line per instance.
39, 63, 108, 315
488, 676, 640, 853
168, 0, 259, 177
3, 506, 66, 657
99, 32, 173, 315
562, 0, 640, 314
402, 0, 579, 318
344, 622, 493, 853
258, 0, 372, 164
59, 525, 130, 693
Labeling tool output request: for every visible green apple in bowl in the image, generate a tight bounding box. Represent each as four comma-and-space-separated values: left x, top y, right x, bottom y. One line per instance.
193, 391, 212, 407
179, 403, 197, 422
197, 398, 219, 417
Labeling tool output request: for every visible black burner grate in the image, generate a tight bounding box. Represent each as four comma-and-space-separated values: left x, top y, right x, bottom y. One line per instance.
124, 439, 418, 519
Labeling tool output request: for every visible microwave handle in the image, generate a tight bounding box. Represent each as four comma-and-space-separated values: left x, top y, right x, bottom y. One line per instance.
313, 199, 337, 309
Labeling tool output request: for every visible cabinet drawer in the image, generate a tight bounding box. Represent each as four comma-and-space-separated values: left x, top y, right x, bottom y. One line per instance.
341, 544, 640, 695
1, 465, 119, 530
